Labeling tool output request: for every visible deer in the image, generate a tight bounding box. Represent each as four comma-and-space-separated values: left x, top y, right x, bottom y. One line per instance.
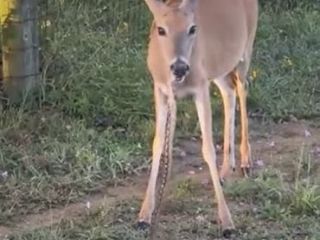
137, 0, 258, 236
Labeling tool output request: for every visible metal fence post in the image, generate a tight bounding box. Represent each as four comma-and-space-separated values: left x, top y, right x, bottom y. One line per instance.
1, 0, 39, 104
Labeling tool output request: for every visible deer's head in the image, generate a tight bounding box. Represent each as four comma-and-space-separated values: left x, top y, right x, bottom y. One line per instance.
145, 0, 198, 84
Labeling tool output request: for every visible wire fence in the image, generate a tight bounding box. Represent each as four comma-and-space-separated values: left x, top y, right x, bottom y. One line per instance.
0, 0, 150, 103
41, 0, 150, 42
1, 0, 317, 104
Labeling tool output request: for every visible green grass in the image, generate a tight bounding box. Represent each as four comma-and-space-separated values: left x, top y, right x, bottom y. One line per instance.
0, 1, 320, 238
249, 6, 320, 119
0, 109, 148, 223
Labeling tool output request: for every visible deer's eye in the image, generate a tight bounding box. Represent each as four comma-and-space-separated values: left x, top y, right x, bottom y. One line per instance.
157, 27, 166, 36
189, 25, 197, 35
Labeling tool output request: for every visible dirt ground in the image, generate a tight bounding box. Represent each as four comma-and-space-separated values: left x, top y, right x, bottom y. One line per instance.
1, 119, 320, 239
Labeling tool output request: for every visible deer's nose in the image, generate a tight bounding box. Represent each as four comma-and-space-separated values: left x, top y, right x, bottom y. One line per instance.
170, 59, 190, 79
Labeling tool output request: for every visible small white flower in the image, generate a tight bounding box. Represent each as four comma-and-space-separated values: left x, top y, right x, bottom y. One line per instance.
180, 150, 187, 157
1, 171, 8, 178
216, 144, 222, 151
255, 160, 264, 167
269, 141, 275, 147
0, 171, 8, 181
304, 129, 311, 138
196, 215, 205, 222
86, 201, 91, 209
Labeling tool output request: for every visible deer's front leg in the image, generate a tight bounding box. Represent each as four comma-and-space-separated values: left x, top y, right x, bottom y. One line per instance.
138, 86, 168, 227
194, 84, 235, 236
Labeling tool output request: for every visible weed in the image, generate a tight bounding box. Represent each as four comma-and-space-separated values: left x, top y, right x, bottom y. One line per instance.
175, 178, 197, 199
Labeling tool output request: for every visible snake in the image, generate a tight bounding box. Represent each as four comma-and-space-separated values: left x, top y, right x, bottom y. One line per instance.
149, 99, 174, 239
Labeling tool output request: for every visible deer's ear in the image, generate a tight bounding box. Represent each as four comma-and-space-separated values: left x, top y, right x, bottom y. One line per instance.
179, 0, 197, 12
144, 0, 166, 16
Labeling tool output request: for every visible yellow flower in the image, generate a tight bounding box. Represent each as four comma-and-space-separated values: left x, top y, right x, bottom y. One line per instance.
287, 58, 293, 66
283, 56, 294, 67
251, 69, 258, 81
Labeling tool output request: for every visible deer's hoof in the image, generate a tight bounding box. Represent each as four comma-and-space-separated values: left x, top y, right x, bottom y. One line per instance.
222, 227, 236, 238
241, 166, 251, 178
136, 221, 150, 231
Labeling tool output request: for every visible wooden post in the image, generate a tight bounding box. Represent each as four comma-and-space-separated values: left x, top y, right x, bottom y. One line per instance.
1, 0, 39, 104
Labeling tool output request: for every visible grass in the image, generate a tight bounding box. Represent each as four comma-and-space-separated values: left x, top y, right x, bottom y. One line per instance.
0, 109, 148, 224
0, 0, 320, 239
248, 6, 320, 118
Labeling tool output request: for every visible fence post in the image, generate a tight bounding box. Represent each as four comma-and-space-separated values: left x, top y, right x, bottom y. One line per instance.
1, 0, 39, 104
